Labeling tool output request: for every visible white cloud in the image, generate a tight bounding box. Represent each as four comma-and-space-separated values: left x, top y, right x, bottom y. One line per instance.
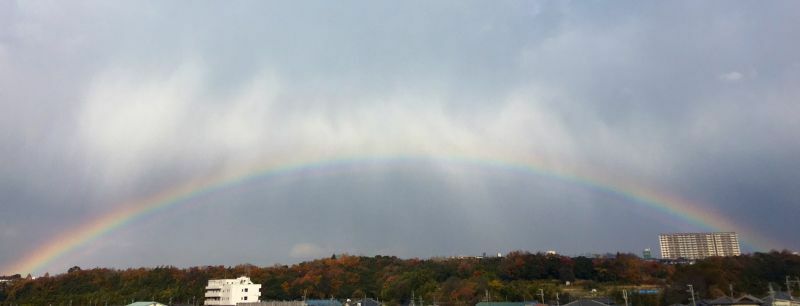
74, 59, 588, 190
719, 71, 744, 82
77, 60, 204, 185
289, 242, 329, 259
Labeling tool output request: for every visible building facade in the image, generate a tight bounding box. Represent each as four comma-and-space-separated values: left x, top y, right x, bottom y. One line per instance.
643, 248, 653, 260
659, 232, 741, 260
204, 276, 262, 306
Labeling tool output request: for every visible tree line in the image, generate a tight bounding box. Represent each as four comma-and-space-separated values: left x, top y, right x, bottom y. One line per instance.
1, 251, 798, 306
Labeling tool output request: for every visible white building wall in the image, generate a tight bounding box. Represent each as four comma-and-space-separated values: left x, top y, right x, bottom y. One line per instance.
204, 277, 262, 306
658, 232, 741, 260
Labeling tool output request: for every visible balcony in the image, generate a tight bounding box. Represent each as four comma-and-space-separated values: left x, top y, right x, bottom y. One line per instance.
205, 291, 222, 297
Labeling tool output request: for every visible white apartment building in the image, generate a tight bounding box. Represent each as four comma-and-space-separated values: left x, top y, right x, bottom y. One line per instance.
659, 232, 741, 260
204, 276, 262, 306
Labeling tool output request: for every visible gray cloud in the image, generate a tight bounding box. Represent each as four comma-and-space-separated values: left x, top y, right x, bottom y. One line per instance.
1, 1, 799, 275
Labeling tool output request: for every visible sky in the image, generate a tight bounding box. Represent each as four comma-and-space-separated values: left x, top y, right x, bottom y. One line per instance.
1, 1, 799, 275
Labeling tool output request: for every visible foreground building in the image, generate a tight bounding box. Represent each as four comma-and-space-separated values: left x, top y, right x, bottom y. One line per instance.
659, 232, 741, 260
204, 276, 262, 306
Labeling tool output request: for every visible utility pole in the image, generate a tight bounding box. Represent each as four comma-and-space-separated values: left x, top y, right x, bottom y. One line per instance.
769, 283, 776, 306
622, 290, 629, 306
538, 289, 544, 305
687, 285, 696, 306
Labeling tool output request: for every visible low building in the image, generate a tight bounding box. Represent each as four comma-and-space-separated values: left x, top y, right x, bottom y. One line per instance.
698, 295, 762, 306
761, 291, 800, 306
204, 276, 261, 306
562, 299, 612, 306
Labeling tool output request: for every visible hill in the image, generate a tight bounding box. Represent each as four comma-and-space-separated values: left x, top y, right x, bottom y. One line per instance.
1, 251, 799, 306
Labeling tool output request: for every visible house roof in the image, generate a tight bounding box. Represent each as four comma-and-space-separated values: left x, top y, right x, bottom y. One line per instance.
735, 295, 763, 303
706, 296, 736, 303
306, 300, 343, 306
699, 294, 765, 305
562, 299, 610, 306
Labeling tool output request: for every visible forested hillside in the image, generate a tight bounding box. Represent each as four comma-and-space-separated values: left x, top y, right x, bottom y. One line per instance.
1, 251, 798, 306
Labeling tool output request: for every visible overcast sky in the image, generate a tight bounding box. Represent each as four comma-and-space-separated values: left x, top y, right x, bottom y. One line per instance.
1, 1, 799, 275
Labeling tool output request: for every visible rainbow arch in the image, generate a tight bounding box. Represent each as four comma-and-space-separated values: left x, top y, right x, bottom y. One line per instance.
1, 152, 780, 275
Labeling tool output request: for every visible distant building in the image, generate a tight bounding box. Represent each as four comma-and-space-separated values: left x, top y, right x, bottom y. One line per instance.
643, 248, 652, 260
658, 232, 741, 260
204, 276, 261, 306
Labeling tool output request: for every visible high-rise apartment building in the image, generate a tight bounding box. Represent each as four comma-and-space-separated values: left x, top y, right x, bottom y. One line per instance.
658, 232, 741, 260
204, 276, 261, 306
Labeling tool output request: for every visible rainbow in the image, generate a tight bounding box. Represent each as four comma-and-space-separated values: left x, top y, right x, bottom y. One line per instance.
1, 152, 781, 275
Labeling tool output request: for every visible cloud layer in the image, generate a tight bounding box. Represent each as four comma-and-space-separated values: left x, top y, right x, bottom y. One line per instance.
1, 1, 799, 274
